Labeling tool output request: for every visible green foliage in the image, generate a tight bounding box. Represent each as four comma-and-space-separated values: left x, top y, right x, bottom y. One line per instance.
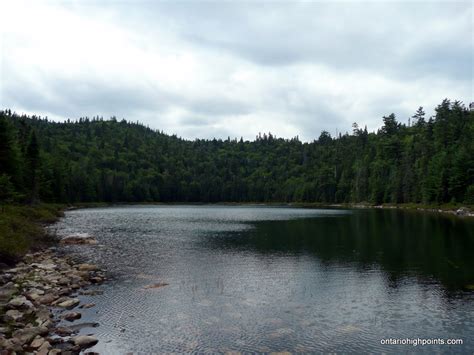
0, 174, 19, 202
465, 185, 474, 205
0, 114, 22, 188
0, 99, 472, 206
0, 204, 63, 262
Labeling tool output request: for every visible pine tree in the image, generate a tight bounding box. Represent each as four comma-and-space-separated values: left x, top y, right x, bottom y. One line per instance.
0, 113, 21, 190
26, 130, 40, 203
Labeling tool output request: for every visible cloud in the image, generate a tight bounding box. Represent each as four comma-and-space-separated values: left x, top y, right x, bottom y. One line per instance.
0, 0, 472, 141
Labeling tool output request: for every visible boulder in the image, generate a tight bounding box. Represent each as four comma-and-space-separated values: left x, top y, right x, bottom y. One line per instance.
25, 288, 44, 301
60, 234, 98, 245
90, 277, 104, 284
143, 282, 169, 289
456, 207, 469, 216
31, 263, 57, 271
62, 312, 82, 321
71, 335, 98, 349
52, 296, 69, 305
12, 326, 48, 345
75, 271, 92, 279
5, 309, 24, 322
36, 340, 52, 355
30, 336, 45, 349
55, 326, 74, 336
35, 305, 50, 318
8, 295, 34, 309
0, 273, 13, 285
79, 290, 103, 296
0, 283, 17, 303
0, 337, 23, 352
37, 293, 59, 305
77, 264, 99, 272
58, 287, 73, 296
80, 303, 95, 309
57, 277, 70, 285
57, 298, 80, 309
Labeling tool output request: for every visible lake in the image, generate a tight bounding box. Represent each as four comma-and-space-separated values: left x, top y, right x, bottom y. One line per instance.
51, 205, 474, 353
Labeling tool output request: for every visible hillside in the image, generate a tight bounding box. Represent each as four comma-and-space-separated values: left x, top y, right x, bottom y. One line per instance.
1, 99, 473, 205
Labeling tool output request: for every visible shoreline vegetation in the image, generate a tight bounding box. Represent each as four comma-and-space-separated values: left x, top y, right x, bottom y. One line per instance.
0, 204, 64, 265
65, 200, 474, 215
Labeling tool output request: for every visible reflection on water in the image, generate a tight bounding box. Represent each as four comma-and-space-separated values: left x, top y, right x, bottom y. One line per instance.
52, 206, 474, 353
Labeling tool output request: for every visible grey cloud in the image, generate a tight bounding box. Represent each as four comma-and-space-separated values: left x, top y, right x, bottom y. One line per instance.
282, 94, 349, 141
163, 1, 472, 81
1, 0, 471, 141
3, 75, 167, 119
183, 97, 252, 117
2, 64, 253, 135
170, 119, 243, 141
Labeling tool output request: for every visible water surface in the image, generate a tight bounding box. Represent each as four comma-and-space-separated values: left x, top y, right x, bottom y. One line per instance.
52, 206, 474, 353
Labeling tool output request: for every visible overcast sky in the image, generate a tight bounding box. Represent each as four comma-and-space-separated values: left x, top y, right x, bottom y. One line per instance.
0, 0, 472, 141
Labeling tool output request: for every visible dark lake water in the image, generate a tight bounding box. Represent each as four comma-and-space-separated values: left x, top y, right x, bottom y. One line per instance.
52, 205, 474, 353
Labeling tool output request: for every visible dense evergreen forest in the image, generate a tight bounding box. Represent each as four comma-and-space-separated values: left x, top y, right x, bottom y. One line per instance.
1, 99, 473, 205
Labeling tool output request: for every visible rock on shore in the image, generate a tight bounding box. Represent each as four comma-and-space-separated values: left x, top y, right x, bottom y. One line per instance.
59, 233, 98, 245
0, 250, 104, 354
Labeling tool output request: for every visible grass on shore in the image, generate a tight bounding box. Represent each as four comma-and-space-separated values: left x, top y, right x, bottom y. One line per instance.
0, 204, 64, 264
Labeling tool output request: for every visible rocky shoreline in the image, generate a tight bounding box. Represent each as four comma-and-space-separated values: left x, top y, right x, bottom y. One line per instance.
348, 204, 474, 217
0, 247, 105, 354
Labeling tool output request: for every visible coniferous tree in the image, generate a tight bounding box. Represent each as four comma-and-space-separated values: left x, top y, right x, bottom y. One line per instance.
0, 114, 22, 195
25, 130, 40, 203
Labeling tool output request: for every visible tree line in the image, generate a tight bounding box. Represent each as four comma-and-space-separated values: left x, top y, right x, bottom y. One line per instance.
0, 99, 473, 205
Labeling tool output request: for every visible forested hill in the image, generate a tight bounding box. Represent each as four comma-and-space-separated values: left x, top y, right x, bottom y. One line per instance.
1, 99, 473, 205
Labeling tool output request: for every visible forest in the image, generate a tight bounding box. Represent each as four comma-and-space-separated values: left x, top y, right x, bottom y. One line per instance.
0, 99, 473, 206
